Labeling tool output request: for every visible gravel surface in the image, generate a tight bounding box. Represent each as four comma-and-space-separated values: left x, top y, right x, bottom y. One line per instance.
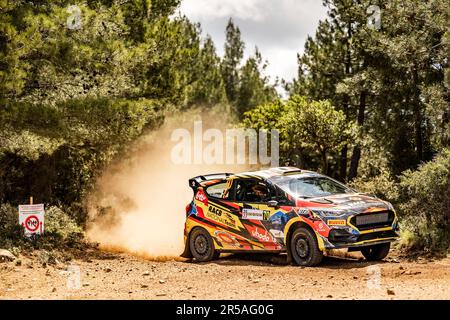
0, 249, 449, 300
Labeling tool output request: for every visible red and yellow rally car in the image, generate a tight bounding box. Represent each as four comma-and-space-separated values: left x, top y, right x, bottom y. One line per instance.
181, 167, 399, 266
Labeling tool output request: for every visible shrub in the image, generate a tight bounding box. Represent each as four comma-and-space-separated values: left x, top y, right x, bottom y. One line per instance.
0, 203, 85, 253
397, 149, 450, 252
0, 203, 23, 250
45, 206, 82, 239
350, 149, 450, 254
349, 169, 399, 202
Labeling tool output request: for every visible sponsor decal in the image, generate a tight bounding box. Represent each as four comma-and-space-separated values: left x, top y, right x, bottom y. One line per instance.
214, 230, 241, 248
242, 208, 264, 220
297, 208, 310, 216
206, 204, 237, 229
346, 200, 372, 207
269, 229, 284, 238
314, 220, 329, 233
251, 227, 271, 242
268, 211, 287, 238
244, 224, 274, 243
188, 203, 198, 216
195, 189, 208, 205
328, 219, 346, 226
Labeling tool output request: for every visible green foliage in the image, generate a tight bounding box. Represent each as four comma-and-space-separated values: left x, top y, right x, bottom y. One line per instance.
219, 20, 278, 117
1, 0, 448, 255
243, 95, 356, 174
349, 170, 399, 202
242, 100, 286, 131
350, 149, 450, 253
282, 96, 356, 173
397, 149, 450, 252
0, 0, 278, 235
45, 206, 83, 239
0, 98, 164, 207
221, 18, 244, 105
236, 47, 278, 117
0, 203, 85, 253
188, 36, 227, 106
288, 0, 450, 179
0, 203, 19, 244
240, 0, 449, 253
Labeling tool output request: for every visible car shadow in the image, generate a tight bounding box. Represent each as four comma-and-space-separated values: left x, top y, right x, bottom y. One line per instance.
192, 252, 387, 269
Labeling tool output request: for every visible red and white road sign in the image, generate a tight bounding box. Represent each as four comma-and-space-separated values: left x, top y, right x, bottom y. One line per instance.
19, 204, 45, 237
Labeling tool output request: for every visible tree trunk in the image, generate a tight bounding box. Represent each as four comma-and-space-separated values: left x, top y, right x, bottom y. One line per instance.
321, 150, 328, 174
349, 90, 366, 180
412, 67, 423, 162
339, 21, 352, 182
339, 145, 347, 181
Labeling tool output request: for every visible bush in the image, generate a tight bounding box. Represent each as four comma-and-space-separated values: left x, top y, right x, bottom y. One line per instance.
350, 149, 450, 254
45, 206, 82, 239
397, 149, 450, 252
0, 203, 86, 253
0, 203, 23, 250
349, 169, 399, 202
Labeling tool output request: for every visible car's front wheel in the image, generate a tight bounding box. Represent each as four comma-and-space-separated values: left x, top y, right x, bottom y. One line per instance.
290, 227, 323, 266
361, 242, 390, 261
189, 228, 219, 262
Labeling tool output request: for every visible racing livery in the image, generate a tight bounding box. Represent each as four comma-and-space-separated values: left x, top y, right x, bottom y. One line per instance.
181, 167, 399, 266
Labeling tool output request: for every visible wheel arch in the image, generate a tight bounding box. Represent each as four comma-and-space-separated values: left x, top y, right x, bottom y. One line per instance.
181, 225, 209, 258
284, 218, 325, 263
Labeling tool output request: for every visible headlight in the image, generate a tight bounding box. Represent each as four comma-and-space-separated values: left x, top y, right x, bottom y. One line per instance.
312, 208, 347, 217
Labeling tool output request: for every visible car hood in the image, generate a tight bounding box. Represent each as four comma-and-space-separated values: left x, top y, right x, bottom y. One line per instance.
301, 193, 392, 213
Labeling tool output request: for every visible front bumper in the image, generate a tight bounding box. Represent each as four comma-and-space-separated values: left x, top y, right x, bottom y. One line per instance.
326, 228, 399, 249
318, 208, 400, 249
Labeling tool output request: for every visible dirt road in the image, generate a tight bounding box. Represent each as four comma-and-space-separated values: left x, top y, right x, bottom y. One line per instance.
0, 249, 449, 300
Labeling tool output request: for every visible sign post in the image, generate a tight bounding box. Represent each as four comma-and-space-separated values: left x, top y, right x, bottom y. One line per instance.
19, 199, 45, 237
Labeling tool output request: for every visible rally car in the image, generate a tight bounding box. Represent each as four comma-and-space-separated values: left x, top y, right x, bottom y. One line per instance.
181, 167, 399, 266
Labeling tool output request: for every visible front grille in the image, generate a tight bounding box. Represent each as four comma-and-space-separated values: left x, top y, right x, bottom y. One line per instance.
350, 211, 394, 230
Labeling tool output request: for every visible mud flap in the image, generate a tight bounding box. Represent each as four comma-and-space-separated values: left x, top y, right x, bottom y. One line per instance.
286, 246, 293, 264
285, 234, 293, 264
180, 241, 193, 259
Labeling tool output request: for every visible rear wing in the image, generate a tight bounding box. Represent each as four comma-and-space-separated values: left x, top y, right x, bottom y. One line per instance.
188, 173, 233, 190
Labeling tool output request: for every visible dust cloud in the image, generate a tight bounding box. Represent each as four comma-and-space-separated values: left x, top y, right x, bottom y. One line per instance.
86, 108, 252, 260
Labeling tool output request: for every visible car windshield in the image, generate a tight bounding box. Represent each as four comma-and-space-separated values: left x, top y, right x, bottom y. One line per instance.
275, 175, 354, 198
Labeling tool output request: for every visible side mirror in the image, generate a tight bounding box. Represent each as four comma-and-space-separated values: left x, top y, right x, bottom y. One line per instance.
267, 200, 279, 208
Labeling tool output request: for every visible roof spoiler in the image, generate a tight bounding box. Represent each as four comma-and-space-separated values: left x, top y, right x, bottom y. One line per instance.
269, 167, 302, 175
188, 173, 233, 190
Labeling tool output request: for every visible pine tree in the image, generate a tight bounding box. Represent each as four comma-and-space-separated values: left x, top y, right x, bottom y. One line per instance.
290, 0, 449, 178
189, 35, 227, 106
365, 0, 449, 171
221, 18, 244, 106
236, 47, 277, 117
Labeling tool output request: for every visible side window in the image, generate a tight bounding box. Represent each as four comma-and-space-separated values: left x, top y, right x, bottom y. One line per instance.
234, 179, 273, 203
205, 182, 229, 199
275, 186, 295, 206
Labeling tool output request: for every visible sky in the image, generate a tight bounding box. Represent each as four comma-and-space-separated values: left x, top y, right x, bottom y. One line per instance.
177, 0, 328, 86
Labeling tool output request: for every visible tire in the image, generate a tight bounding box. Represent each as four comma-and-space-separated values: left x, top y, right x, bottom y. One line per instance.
189, 228, 219, 262
361, 242, 390, 261
290, 227, 323, 266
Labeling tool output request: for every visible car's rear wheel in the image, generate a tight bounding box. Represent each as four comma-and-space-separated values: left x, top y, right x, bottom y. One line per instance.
290, 227, 323, 266
361, 242, 390, 261
189, 228, 219, 262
